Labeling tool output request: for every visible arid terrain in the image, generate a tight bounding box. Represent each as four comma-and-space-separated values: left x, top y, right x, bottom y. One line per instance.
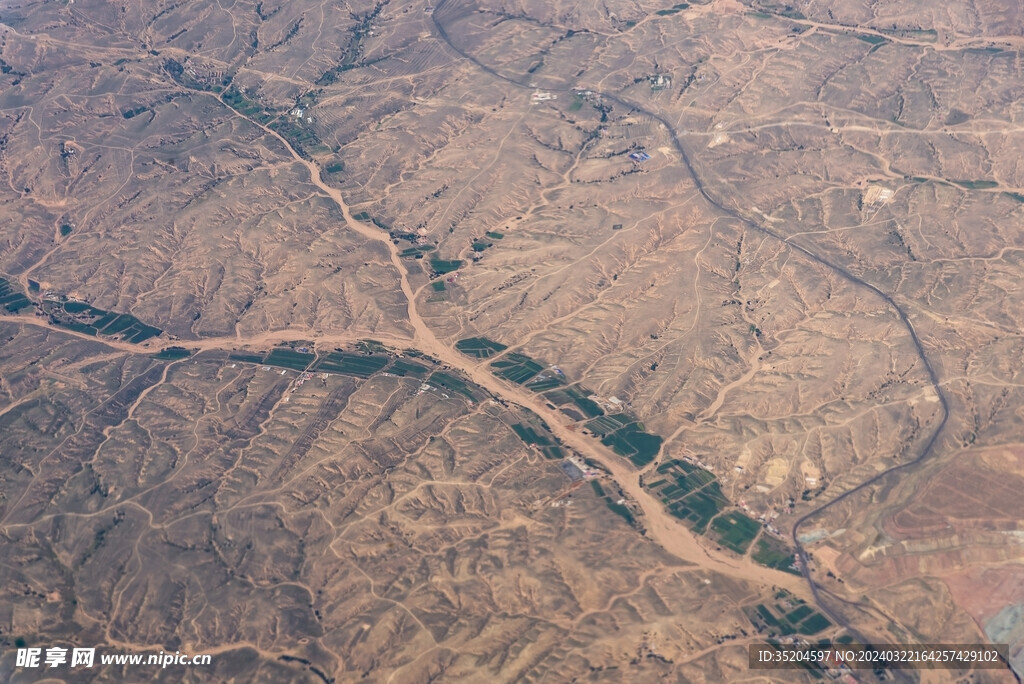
0, 0, 1021, 682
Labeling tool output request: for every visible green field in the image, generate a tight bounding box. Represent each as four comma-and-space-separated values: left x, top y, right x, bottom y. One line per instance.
152, 346, 193, 360
98, 314, 135, 334
455, 337, 508, 358
390, 359, 428, 377
710, 511, 761, 554
399, 245, 435, 259
222, 87, 272, 122
749, 605, 792, 636
510, 423, 550, 446
0, 278, 32, 312
524, 375, 563, 392
798, 614, 831, 635
667, 488, 726, 532
429, 258, 463, 275
952, 179, 998, 190
63, 301, 96, 314
269, 117, 328, 157
92, 312, 118, 329
855, 33, 887, 44
315, 352, 387, 377
491, 352, 544, 384
229, 352, 266, 364
648, 460, 727, 532
541, 445, 564, 459
543, 389, 573, 406
265, 348, 316, 371
563, 385, 604, 418
656, 3, 689, 15
786, 605, 813, 623
598, 421, 662, 467
752, 536, 800, 574
49, 301, 162, 343
585, 413, 631, 435
746, 592, 831, 638
658, 459, 716, 488
125, 323, 162, 343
